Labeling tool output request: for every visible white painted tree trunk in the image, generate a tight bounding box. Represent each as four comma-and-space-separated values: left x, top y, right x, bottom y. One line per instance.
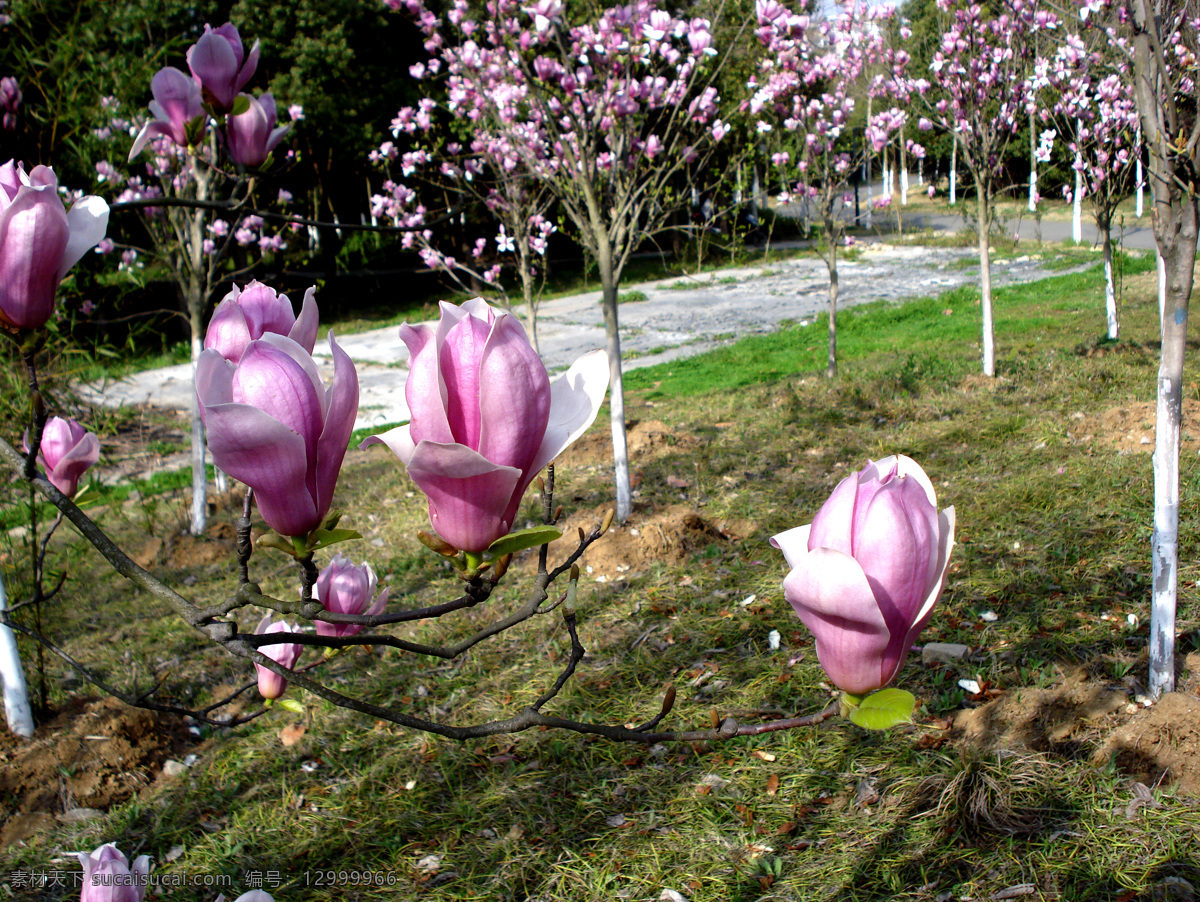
189, 335, 208, 535
949, 133, 957, 206
1072, 137, 1083, 244
1150, 252, 1178, 699
1029, 112, 1038, 212
0, 572, 34, 738
1136, 125, 1144, 218
1102, 225, 1118, 340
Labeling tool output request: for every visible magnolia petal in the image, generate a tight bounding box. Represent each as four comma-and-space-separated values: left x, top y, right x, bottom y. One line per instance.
314, 332, 359, 519
769, 524, 811, 571
405, 441, 523, 552
852, 474, 937, 625
527, 348, 609, 478
783, 545, 892, 695
360, 423, 416, 465
204, 401, 318, 537
477, 310, 551, 471
59, 195, 109, 278
289, 286, 319, 354
400, 321, 452, 444
806, 469, 859, 556
47, 431, 100, 497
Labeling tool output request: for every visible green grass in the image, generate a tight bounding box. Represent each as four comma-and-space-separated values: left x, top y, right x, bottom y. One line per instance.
2, 248, 1198, 902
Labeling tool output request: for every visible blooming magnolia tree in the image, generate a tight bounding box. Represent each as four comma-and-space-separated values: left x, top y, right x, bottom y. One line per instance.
750, 0, 918, 377
1038, 14, 1141, 340
1121, 0, 1200, 698
909, 0, 1060, 377
382, 0, 741, 523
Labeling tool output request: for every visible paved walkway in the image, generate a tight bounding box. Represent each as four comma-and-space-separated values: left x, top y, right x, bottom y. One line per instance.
80, 237, 1112, 433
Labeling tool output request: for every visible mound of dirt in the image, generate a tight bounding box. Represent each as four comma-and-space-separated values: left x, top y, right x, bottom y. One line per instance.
554, 503, 754, 580
953, 663, 1200, 796
1068, 400, 1200, 454
0, 697, 198, 850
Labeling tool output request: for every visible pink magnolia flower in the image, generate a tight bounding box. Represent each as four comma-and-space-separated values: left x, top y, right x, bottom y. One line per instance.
253, 613, 302, 700
0, 76, 20, 130
225, 93, 289, 169
0, 161, 109, 331
77, 843, 150, 902
204, 281, 318, 364
128, 67, 206, 159
197, 333, 359, 538
362, 298, 608, 553
314, 554, 390, 638
187, 22, 260, 114
216, 894, 275, 902
23, 417, 100, 498
770, 456, 955, 695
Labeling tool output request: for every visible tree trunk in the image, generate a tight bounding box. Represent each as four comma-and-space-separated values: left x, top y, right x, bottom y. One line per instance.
597, 242, 632, 523
1072, 125, 1083, 244
0, 571, 34, 738
949, 132, 957, 206
976, 186, 995, 377
1101, 214, 1118, 340
824, 216, 839, 378
1029, 110, 1038, 213
187, 167, 211, 536
518, 245, 540, 355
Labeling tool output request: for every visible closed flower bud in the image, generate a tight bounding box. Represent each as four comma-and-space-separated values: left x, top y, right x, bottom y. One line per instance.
187, 23, 260, 114
204, 281, 318, 364
77, 843, 150, 902
771, 456, 955, 695
254, 613, 302, 700
23, 417, 100, 498
313, 554, 389, 638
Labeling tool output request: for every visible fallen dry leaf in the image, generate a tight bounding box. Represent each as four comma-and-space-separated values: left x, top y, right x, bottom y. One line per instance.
766, 774, 780, 796
278, 723, 307, 747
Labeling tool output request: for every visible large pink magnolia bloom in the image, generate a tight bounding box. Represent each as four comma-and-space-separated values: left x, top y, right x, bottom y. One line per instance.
77, 843, 150, 902
0, 161, 109, 331
186, 22, 260, 114
204, 281, 318, 364
771, 455, 955, 695
23, 416, 100, 498
197, 333, 359, 538
253, 613, 302, 700
314, 554, 389, 638
128, 67, 205, 159
363, 298, 608, 553
225, 93, 289, 169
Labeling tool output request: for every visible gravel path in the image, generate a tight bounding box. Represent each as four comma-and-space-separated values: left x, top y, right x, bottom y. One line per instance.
80, 241, 1090, 433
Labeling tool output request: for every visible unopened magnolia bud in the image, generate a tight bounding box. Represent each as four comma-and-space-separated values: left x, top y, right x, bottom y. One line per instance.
600, 509, 615, 535
709, 708, 720, 729
578, 526, 585, 543
418, 530, 460, 557
570, 563, 580, 582
492, 553, 512, 581
554, 504, 563, 523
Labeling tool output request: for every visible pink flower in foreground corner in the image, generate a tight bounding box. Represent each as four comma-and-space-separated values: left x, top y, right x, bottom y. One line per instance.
23, 416, 100, 498
0, 161, 109, 332
314, 554, 389, 638
770, 455, 955, 695
186, 22, 260, 114
77, 843, 150, 902
362, 298, 608, 553
253, 613, 302, 700
197, 333, 359, 538
204, 281, 318, 364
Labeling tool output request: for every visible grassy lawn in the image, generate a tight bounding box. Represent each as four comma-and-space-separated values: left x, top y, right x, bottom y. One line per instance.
2, 251, 1199, 901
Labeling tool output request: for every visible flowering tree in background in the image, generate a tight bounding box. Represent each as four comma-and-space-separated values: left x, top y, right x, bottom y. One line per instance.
911, 0, 1060, 377
1039, 17, 1140, 340
751, 0, 918, 377
1122, 0, 1200, 699
384, 0, 741, 522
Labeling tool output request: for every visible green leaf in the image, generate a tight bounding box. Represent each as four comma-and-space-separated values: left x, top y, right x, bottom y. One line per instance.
229, 96, 251, 117
72, 490, 103, 507
307, 527, 362, 552
846, 689, 916, 731
486, 525, 563, 557
257, 531, 300, 558
276, 698, 306, 714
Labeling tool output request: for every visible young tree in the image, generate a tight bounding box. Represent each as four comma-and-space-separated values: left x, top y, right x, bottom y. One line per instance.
384, 0, 741, 523
1122, 0, 1200, 698
751, 0, 917, 377
910, 0, 1060, 376
1040, 25, 1141, 339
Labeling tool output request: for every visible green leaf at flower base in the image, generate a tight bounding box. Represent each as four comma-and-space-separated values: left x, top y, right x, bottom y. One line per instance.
72, 490, 102, 508
276, 698, 306, 714
229, 96, 251, 117
306, 527, 362, 553
257, 531, 301, 558
486, 525, 563, 557
845, 689, 917, 731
